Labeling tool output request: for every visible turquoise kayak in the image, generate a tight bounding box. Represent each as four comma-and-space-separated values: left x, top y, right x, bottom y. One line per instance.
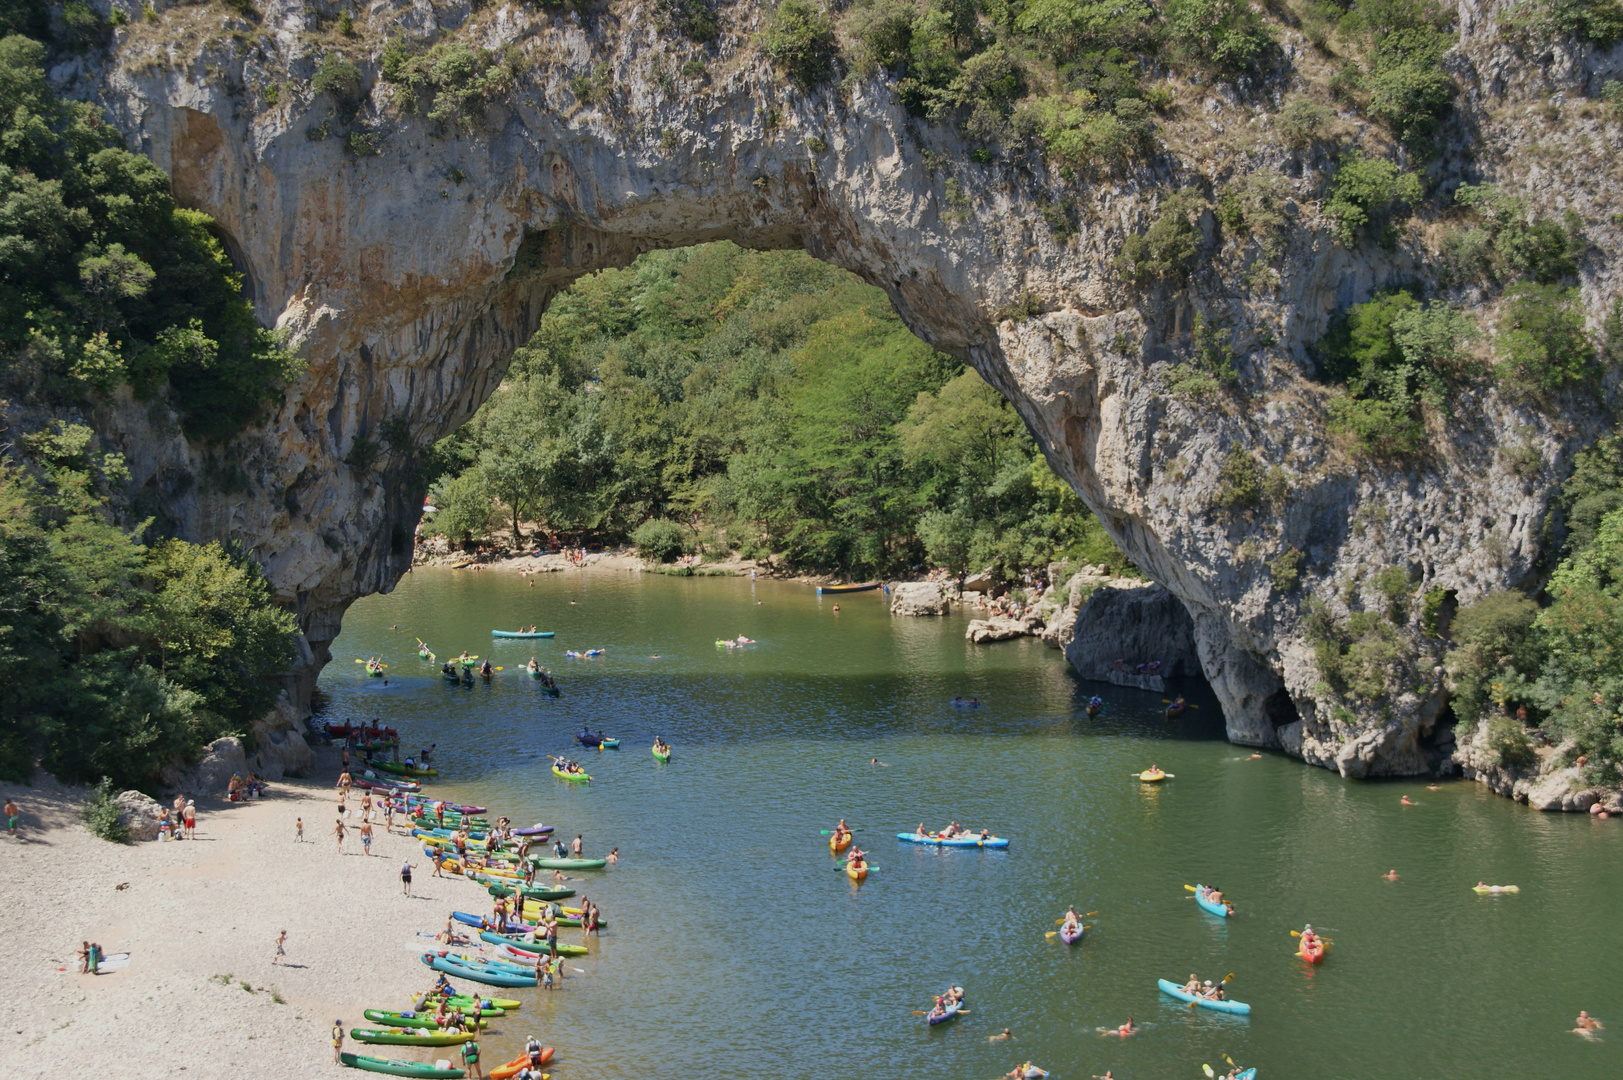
527, 855, 607, 869
1157, 978, 1251, 1014
897, 831, 1010, 849
339, 1053, 465, 1077
1194, 885, 1229, 918
423, 953, 536, 988
492, 630, 554, 638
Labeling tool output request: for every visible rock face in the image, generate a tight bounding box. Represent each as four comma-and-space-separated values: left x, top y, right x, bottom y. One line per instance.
967, 615, 1043, 643
161, 737, 248, 798
890, 582, 952, 617
114, 790, 164, 842
248, 697, 315, 781
69, 2, 1621, 784
1064, 585, 1202, 694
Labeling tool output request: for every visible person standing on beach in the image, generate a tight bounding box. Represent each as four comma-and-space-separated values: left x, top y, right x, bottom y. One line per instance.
333, 818, 346, 853
183, 800, 196, 839
360, 819, 374, 855
171, 794, 186, 839
5, 796, 19, 838
461, 1035, 482, 1079
401, 858, 415, 896
430, 847, 444, 877
295, 816, 303, 842
360, 791, 372, 823
273, 930, 287, 965
332, 1020, 344, 1063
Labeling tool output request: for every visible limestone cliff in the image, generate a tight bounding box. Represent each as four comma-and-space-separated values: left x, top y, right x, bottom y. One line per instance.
61, 1, 1623, 781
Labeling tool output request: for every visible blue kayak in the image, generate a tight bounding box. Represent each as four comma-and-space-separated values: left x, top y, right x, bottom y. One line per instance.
422, 953, 535, 988
897, 831, 1009, 849
926, 988, 964, 1025
1194, 885, 1229, 918
491, 630, 554, 638
1157, 978, 1251, 1015
451, 911, 531, 935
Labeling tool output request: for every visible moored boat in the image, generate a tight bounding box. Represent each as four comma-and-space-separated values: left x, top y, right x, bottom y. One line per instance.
339, 1052, 465, 1077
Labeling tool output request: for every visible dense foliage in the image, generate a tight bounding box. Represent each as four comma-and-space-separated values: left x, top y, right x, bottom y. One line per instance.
423, 243, 1134, 580
0, 31, 299, 440
0, 427, 298, 789
1443, 436, 1623, 782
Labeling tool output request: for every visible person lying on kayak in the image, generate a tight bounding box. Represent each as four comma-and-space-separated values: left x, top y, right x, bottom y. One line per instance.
1007, 1063, 1048, 1079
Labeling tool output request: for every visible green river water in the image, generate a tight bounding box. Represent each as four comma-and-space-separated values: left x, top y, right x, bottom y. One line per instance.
320, 570, 1622, 1080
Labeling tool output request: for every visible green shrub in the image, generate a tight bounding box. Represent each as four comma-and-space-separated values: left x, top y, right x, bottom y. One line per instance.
1486, 715, 1537, 767
1166, 0, 1275, 73
1216, 447, 1263, 510
633, 518, 692, 563
1420, 586, 1449, 638
766, 0, 837, 90
1325, 153, 1423, 247
841, 0, 915, 75
1167, 312, 1239, 397
1276, 94, 1332, 148
1340, 0, 1456, 150
1501, 0, 1623, 46
1495, 284, 1596, 397
1115, 191, 1200, 287
1375, 564, 1412, 620
1016, 93, 1157, 174
1435, 225, 1495, 286
1270, 547, 1305, 591
382, 41, 515, 128
1443, 590, 1540, 725
311, 54, 363, 105
81, 778, 129, 843
1453, 183, 1586, 285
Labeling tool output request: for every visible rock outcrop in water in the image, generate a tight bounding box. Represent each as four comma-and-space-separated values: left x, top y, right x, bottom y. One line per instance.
62, 1, 1622, 785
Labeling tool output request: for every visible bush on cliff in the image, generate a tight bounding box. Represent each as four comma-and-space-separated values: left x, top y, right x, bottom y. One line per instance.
766, 0, 837, 89
0, 439, 298, 789
0, 33, 300, 440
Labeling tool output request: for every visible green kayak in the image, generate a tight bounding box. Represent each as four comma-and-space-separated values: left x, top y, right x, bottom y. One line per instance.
339, 1052, 464, 1077
479, 929, 590, 957
351, 1027, 473, 1046
420, 994, 519, 1012
485, 882, 576, 902
526, 855, 608, 870
652, 746, 671, 761
363, 1009, 490, 1030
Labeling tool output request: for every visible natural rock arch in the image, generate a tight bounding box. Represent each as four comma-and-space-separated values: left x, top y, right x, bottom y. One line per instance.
86, 4, 1611, 777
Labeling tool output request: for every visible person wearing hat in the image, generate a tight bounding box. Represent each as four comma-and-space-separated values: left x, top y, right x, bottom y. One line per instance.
183, 799, 196, 839
460, 1034, 482, 1078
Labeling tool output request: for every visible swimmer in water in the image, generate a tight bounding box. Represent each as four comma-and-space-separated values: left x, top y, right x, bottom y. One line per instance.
1574, 1011, 1603, 1035
869, 758, 887, 767
1401, 796, 1416, 805
1382, 869, 1400, 880
1098, 1017, 1135, 1038
989, 1028, 1013, 1042
1246, 753, 1261, 759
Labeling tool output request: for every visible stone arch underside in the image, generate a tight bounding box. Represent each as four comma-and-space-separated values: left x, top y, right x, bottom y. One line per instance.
92, 33, 1599, 778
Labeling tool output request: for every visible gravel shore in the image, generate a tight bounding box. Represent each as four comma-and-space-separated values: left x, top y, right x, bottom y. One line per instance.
0, 749, 495, 1080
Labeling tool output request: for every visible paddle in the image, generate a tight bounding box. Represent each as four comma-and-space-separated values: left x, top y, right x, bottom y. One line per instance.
1053, 912, 1097, 923
1203, 1067, 1216, 1079
1162, 698, 1199, 708
1290, 929, 1333, 944
819, 829, 864, 835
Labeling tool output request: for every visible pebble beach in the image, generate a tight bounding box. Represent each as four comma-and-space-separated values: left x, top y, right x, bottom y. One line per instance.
0, 747, 487, 1080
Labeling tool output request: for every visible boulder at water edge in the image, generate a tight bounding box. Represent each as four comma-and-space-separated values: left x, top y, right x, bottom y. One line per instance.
161, 737, 248, 797
890, 581, 952, 616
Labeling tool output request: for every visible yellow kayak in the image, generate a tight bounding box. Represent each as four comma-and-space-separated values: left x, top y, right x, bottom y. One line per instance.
1135, 769, 1173, 782
830, 832, 852, 853
847, 862, 868, 882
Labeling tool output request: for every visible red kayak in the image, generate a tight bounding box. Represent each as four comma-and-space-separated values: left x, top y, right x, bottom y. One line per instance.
1297, 938, 1327, 963
325, 722, 399, 739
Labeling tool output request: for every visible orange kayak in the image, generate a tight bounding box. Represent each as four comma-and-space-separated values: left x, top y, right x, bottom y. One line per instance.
847, 861, 868, 881
1297, 938, 1328, 964
491, 1047, 554, 1078
830, 832, 852, 853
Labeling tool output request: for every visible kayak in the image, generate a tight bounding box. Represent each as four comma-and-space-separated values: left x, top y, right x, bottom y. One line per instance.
423, 953, 536, 987
512, 823, 556, 836
1166, 702, 1188, 716
350, 1027, 473, 1046
1156, 978, 1251, 1015
1472, 884, 1520, 894
490, 1048, 555, 1079
492, 630, 554, 638
652, 745, 671, 762
816, 581, 881, 594
1135, 769, 1172, 781
1194, 886, 1229, 918
551, 765, 591, 783
353, 775, 421, 793
420, 993, 520, 1012
1296, 937, 1328, 963
601, 738, 620, 749
1060, 923, 1084, 945
481, 930, 589, 957
339, 1052, 464, 1077
486, 882, 577, 902
363, 1010, 490, 1030
847, 861, 868, 881
528, 855, 608, 870
400, 798, 485, 814
830, 832, 852, 853
926, 991, 963, 1025
896, 831, 1010, 849
576, 733, 602, 747
442, 671, 462, 683
371, 760, 439, 777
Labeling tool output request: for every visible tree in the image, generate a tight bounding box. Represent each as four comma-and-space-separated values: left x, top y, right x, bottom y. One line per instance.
431, 471, 495, 545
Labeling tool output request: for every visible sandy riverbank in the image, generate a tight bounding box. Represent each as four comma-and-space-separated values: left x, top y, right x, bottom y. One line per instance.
0, 748, 520, 1080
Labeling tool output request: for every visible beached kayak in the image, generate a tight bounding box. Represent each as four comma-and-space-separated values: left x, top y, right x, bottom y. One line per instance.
1194, 885, 1229, 918
419, 993, 519, 1012
896, 831, 1010, 849
512, 823, 555, 836
423, 954, 536, 988
1156, 978, 1251, 1015
353, 775, 421, 793
351, 1027, 473, 1046
485, 882, 576, 902
847, 861, 868, 881
492, 630, 554, 638
527, 855, 607, 870
339, 1053, 464, 1077
830, 832, 852, 853
551, 765, 590, 783
371, 760, 439, 778
652, 745, 671, 762
482, 930, 589, 957
1060, 923, 1085, 945
363, 1010, 490, 1031
816, 581, 881, 594
489, 1048, 555, 1079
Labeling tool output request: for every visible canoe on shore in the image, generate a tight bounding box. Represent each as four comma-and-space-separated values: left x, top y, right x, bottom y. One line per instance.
484, 881, 576, 901
350, 1027, 473, 1046
339, 1053, 465, 1077
489, 1048, 555, 1079
1157, 978, 1252, 1015
897, 831, 1009, 849
370, 760, 439, 777
422, 953, 536, 988
527, 855, 607, 870
816, 581, 882, 594
362, 1009, 490, 1031
492, 629, 555, 638
352, 775, 421, 793
480, 930, 589, 957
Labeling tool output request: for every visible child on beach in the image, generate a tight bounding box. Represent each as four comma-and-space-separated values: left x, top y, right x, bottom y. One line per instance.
332, 1021, 344, 1063
273, 930, 287, 965
295, 817, 303, 842
334, 818, 346, 853
183, 800, 196, 839
5, 796, 18, 838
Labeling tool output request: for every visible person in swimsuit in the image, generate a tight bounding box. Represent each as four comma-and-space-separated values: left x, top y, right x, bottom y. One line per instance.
1382, 869, 1399, 880
273, 930, 287, 965
401, 859, 415, 896
333, 818, 346, 853
5, 796, 18, 838
332, 1020, 344, 1063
